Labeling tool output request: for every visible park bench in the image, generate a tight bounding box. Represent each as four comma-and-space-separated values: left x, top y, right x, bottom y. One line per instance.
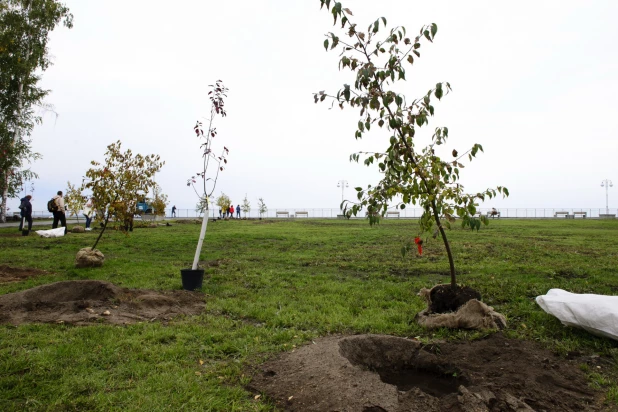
295, 211, 309, 218
554, 211, 570, 218
487, 211, 501, 218
276, 211, 289, 218
386, 211, 400, 218
572, 211, 587, 218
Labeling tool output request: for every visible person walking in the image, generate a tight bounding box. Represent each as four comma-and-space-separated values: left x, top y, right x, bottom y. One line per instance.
18, 195, 33, 233
236, 204, 241, 219
52, 191, 67, 234
219, 207, 222, 219
83, 197, 95, 231
230, 204, 235, 219
171, 205, 177, 217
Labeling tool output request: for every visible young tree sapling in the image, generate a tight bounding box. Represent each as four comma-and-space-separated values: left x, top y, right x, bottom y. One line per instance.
186, 81, 230, 271
81, 140, 164, 251
64, 181, 85, 224
257, 197, 267, 219
314, 1, 508, 304
241, 194, 251, 218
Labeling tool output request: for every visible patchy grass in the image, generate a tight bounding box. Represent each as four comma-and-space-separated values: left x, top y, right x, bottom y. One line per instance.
1, 218, 618, 410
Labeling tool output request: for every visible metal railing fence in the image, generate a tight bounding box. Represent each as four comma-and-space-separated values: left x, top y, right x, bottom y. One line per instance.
12, 208, 618, 220
164, 208, 617, 219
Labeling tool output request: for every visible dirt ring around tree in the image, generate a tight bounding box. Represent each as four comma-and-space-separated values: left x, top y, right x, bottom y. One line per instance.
249, 333, 611, 411
0, 279, 205, 326
0, 265, 49, 283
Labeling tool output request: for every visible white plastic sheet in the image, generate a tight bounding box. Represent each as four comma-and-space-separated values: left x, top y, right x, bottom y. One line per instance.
536, 289, 618, 341
35, 227, 66, 238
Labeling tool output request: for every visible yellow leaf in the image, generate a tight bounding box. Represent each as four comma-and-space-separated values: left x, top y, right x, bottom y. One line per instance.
199, 359, 204, 365
254, 395, 261, 400
195, 372, 202, 376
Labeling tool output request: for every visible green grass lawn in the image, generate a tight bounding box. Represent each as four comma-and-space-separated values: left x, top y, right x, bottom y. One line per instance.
1, 218, 618, 410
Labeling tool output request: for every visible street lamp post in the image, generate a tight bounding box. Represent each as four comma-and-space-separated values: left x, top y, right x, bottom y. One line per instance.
601, 179, 613, 214
337, 179, 349, 210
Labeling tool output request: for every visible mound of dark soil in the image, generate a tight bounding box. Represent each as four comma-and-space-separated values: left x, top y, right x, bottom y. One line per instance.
250, 333, 609, 411
0, 280, 205, 325
429, 284, 481, 313
0, 265, 49, 283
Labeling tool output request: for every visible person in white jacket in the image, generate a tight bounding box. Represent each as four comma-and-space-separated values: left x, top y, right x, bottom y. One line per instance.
83, 197, 95, 231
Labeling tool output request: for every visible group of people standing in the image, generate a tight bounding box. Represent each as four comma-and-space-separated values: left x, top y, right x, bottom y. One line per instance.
17, 191, 96, 234
219, 204, 241, 219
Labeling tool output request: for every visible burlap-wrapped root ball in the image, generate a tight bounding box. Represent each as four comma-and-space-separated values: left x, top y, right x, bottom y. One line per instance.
72, 226, 85, 233
75, 247, 105, 268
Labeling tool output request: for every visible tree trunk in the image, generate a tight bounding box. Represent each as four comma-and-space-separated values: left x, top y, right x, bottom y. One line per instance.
0, 80, 24, 223
431, 200, 457, 289
192, 204, 209, 270
91, 213, 110, 250
0, 182, 8, 223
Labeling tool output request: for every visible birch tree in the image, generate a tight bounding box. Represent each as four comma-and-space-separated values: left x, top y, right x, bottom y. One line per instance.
0, 0, 72, 222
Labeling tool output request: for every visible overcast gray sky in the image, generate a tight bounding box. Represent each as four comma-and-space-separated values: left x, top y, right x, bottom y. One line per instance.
11, 0, 618, 212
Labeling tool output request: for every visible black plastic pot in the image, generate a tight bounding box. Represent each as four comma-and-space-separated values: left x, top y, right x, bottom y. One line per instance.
180, 268, 204, 291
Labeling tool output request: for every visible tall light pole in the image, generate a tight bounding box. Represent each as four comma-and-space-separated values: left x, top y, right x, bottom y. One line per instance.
337, 179, 349, 210
601, 179, 613, 214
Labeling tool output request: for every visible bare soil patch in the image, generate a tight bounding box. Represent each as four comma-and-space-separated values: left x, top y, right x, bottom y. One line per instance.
174, 219, 202, 224
249, 333, 610, 411
0, 265, 49, 284
0, 280, 205, 325
0, 232, 25, 238
252, 219, 278, 224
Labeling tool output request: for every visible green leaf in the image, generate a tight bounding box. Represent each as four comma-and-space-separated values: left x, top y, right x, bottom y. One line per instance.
430, 23, 437, 38
381, 17, 387, 27
324, 39, 329, 51
343, 84, 351, 101
331, 35, 339, 49
407, 55, 414, 65
467, 203, 476, 215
